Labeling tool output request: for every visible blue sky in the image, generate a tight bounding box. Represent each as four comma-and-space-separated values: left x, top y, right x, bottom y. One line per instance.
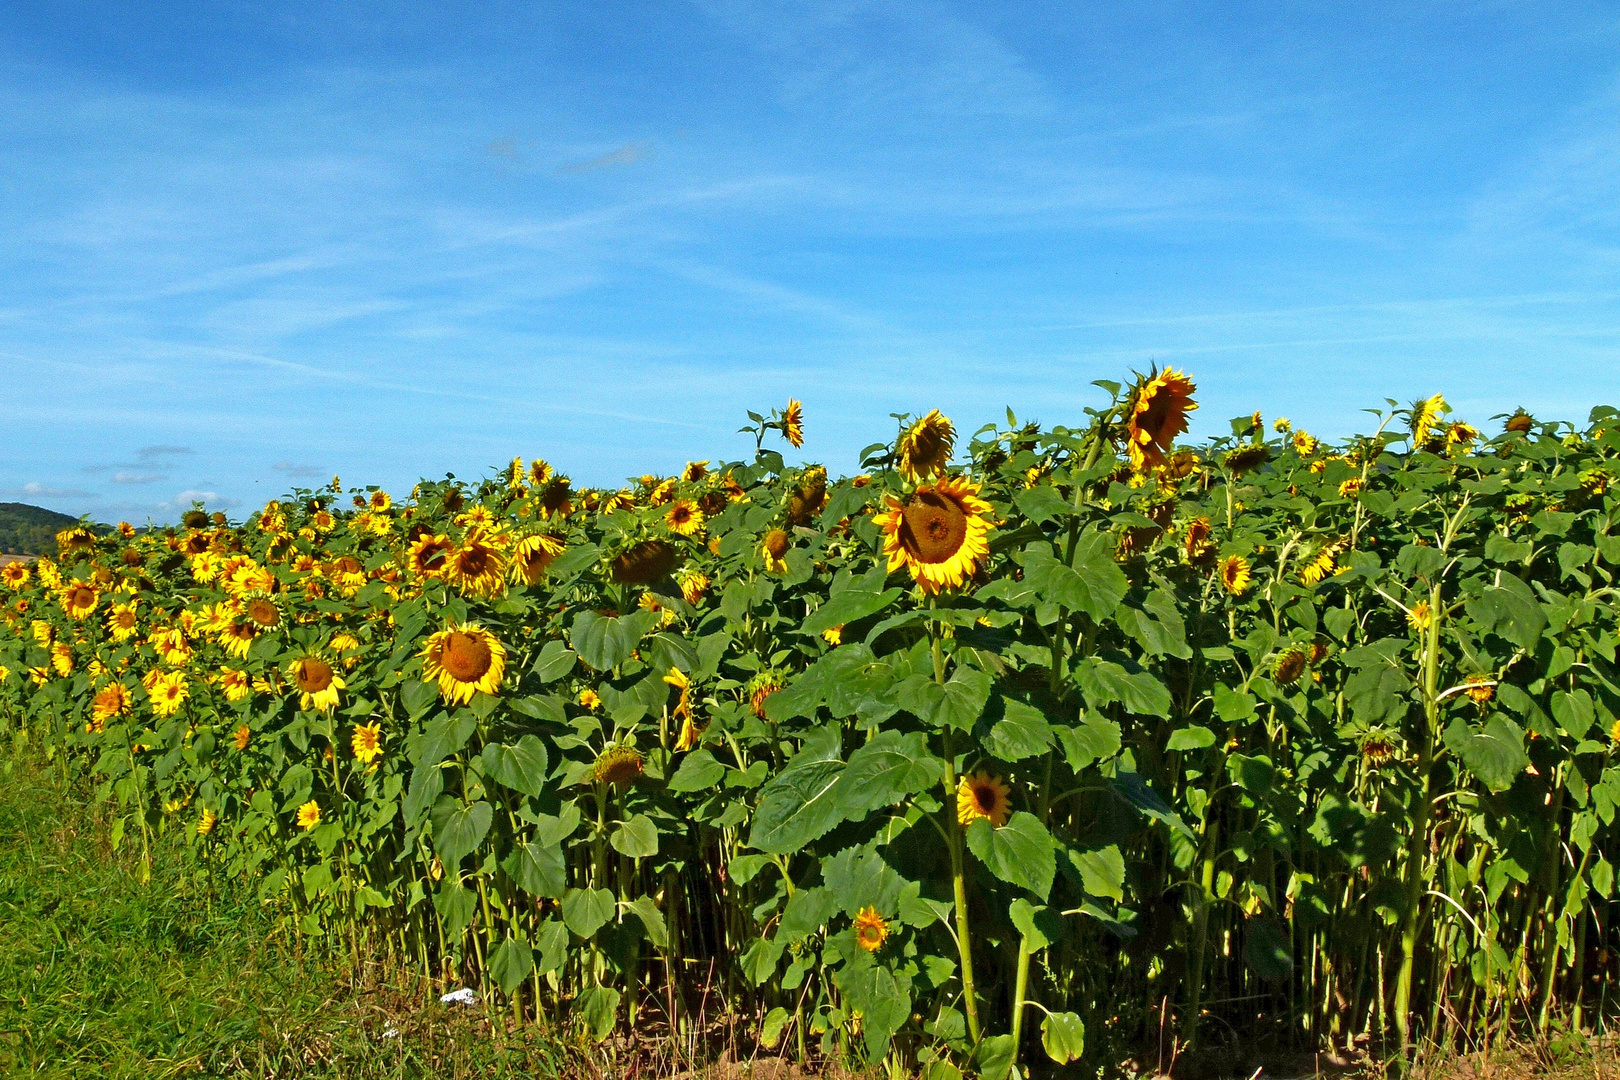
3, 2, 1619, 523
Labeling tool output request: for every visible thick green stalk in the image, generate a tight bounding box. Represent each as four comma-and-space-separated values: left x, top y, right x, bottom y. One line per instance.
1009, 934, 1033, 1060
1181, 814, 1220, 1047
1393, 579, 1443, 1060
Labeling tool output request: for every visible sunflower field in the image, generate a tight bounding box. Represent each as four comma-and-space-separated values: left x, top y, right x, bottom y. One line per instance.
3, 374, 1618, 1078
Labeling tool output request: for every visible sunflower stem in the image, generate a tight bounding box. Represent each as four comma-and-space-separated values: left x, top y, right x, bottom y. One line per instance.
933, 615, 982, 1045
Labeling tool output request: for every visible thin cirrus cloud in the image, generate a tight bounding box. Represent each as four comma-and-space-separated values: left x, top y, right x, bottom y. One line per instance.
1, 3, 1619, 524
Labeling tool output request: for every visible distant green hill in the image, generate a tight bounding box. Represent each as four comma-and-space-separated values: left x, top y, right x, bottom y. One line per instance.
0, 503, 88, 556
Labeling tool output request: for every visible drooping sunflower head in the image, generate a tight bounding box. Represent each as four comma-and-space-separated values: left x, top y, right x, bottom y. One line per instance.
781, 399, 805, 449
1222, 443, 1271, 477
611, 540, 679, 585
509, 532, 566, 586
1299, 540, 1344, 586
1338, 477, 1364, 499
1124, 369, 1198, 472
538, 477, 574, 519
1463, 674, 1495, 705
1220, 554, 1253, 595
1361, 732, 1396, 767
420, 624, 506, 705
1409, 394, 1447, 448
61, 582, 99, 620
854, 907, 891, 952
351, 721, 384, 765
447, 531, 507, 598
896, 410, 955, 483
1408, 600, 1432, 633
956, 771, 1012, 828
760, 529, 791, 574
1504, 409, 1534, 435
289, 654, 344, 712
873, 477, 993, 595
787, 467, 828, 525
592, 745, 644, 786
1445, 421, 1479, 454
408, 533, 455, 580
1273, 648, 1307, 685
57, 526, 99, 557
1183, 517, 1213, 563
92, 682, 131, 722
197, 809, 217, 837
233, 723, 252, 751
678, 570, 710, 606
665, 499, 705, 537
748, 672, 783, 719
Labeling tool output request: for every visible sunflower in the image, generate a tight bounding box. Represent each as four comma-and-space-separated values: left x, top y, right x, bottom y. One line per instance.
592, 745, 644, 786
233, 723, 252, 750
665, 499, 704, 537
1409, 394, 1446, 447
217, 667, 251, 702
32, 619, 53, 646
1361, 733, 1396, 767
821, 625, 843, 646
1183, 517, 1213, 563
50, 642, 74, 677
420, 624, 506, 705
577, 688, 601, 711
352, 721, 383, 765
149, 671, 188, 718
873, 477, 993, 594
854, 907, 891, 952
92, 682, 131, 724
1408, 600, 1432, 633
1220, 555, 1252, 595
1338, 478, 1364, 499
681, 460, 709, 482
1124, 369, 1197, 472
409, 533, 455, 580
509, 532, 565, 586
665, 668, 704, 751
538, 477, 574, 519
1273, 648, 1307, 685
528, 458, 554, 487
1504, 409, 1534, 434
61, 582, 99, 620
781, 399, 805, 448
57, 526, 98, 555
1463, 674, 1495, 705
227, 562, 276, 597
1299, 541, 1344, 586
748, 672, 783, 719
787, 467, 828, 525
611, 540, 678, 584
896, 410, 955, 483
1222, 444, 1270, 476
197, 809, 217, 837
639, 591, 677, 628
296, 800, 322, 830
1292, 431, 1318, 456
678, 570, 710, 605
760, 529, 791, 574
219, 621, 259, 659
1445, 422, 1479, 453
242, 593, 282, 630
289, 655, 345, 712
446, 530, 507, 598
106, 600, 139, 642
1, 562, 30, 589
956, 771, 1012, 828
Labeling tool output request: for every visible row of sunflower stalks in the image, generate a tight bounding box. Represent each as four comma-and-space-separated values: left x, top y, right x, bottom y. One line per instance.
3, 378, 1619, 1078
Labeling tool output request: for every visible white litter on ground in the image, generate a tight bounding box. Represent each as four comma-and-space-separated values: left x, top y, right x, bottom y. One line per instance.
381, 1026, 400, 1040
439, 987, 478, 1006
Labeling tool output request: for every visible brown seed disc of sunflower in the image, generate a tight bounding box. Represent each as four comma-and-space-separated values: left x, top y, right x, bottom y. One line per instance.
294, 658, 334, 694
612, 540, 678, 584
899, 489, 968, 565
246, 599, 281, 627
441, 631, 493, 682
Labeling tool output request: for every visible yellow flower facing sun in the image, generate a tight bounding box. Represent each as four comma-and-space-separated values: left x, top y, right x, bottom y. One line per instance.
1, 561, 31, 590
420, 623, 506, 705
781, 399, 805, 449
854, 907, 891, 952
149, 671, 188, 717
1220, 555, 1252, 596
60, 582, 99, 620
289, 655, 345, 712
957, 771, 1012, 828
665, 499, 704, 537
446, 530, 507, 598
296, 800, 322, 830
873, 476, 993, 595
106, 600, 139, 642
92, 682, 131, 725
351, 721, 383, 765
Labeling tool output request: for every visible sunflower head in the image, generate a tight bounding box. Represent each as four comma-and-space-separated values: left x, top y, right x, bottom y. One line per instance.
409, 533, 455, 580
854, 906, 891, 952
296, 800, 321, 830
290, 655, 344, 712
787, 467, 828, 525
665, 499, 705, 537
242, 593, 282, 629
1464, 674, 1495, 705
592, 745, 644, 786
611, 540, 679, 585
197, 809, 217, 836
678, 570, 710, 606
1, 562, 31, 589
420, 624, 506, 705
781, 399, 805, 449
1273, 648, 1307, 685
1504, 409, 1534, 435
1408, 600, 1432, 633
1222, 444, 1271, 477
61, 582, 99, 620
1409, 394, 1447, 448
760, 529, 791, 573
1183, 517, 1214, 564
92, 682, 131, 722
873, 477, 993, 594
681, 460, 709, 483
233, 723, 252, 751
1124, 369, 1197, 472
1361, 733, 1396, 767
1220, 554, 1253, 596
897, 410, 955, 483
538, 477, 573, 519
447, 531, 507, 598
956, 771, 1012, 828
351, 721, 383, 764
577, 688, 601, 711
509, 532, 565, 586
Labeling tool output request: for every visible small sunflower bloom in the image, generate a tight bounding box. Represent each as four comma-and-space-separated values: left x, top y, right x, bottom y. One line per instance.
854, 906, 890, 952
956, 771, 1012, 828
296, 800, 322, 830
